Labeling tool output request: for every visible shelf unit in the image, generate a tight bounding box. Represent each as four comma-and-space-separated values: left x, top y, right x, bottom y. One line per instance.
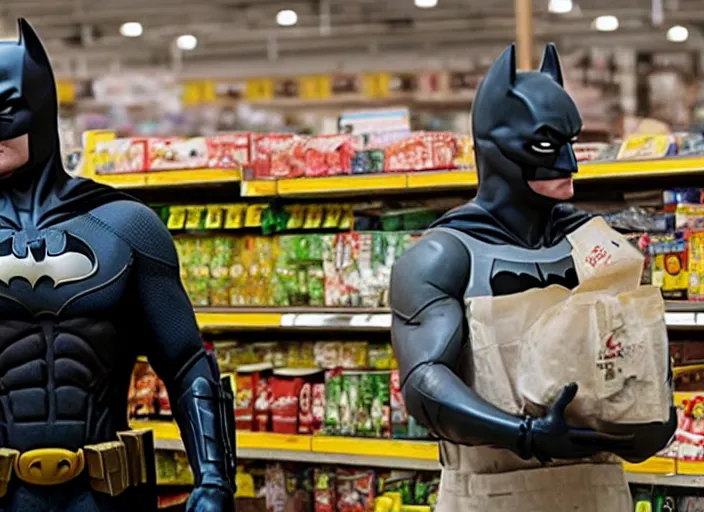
194, 304, 703, 331
133, 421, 704, 487
90, 144, 704, 486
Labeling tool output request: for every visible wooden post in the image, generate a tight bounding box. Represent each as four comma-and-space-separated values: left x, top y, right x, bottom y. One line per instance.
514, 0, 533, 70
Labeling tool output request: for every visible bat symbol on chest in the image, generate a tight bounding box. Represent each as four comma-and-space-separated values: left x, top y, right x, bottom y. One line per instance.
0, 231, 98, 288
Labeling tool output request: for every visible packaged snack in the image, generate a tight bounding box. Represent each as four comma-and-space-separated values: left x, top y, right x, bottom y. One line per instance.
617, 134, 677, 160
572, 142, 609, 162
236, 363, 273, 431
384, 133, 434, 173
209, 236, 234, 306
369, 344, 395, 370
156, 378, 172, 419
414, 474, 440, 509
324, 369, 343, 435
336, 469, 376, 512
95, 138, 148, 174
677, 204, 704, 230
390, 370, 408, 438
314, 342, 343, 369
270, 369, 310, 434
254, 371, 271, 432
265, 463, 288, 512
340, 372, 361, 436
379, 472, 415, 505
156, 451, 177, 483
651, 234, 689, 300
671, 341, 704, 367
173, 451, 193, 484
128, 360, 158, 419
689, 231, 704, 301
298, 370, 325, 435
148, 137, 209, 171
249, 133, 298, 179
314, 467, 336, 512
206, 133, 251, 169
341, 342, 369, 369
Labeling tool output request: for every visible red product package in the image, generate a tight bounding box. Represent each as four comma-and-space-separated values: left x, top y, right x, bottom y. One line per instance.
384, 132, 434, 173
314, 468, 336, 512
270, 369, 308, 434
235, 363, 273, 431
156, 378, 172, 418
429, 132, 459, 170
206, 133, 251, 169
254, 372, 271, 432
336, 469, 375, 512
249, 133, 298, 179
299, 135, 361, 178
297, 370, 325, 435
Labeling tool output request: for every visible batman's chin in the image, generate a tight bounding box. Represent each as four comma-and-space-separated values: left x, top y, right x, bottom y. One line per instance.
527, 176, 574, 201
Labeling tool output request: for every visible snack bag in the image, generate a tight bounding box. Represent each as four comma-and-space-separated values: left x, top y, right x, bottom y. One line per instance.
314, 468, 336, 512
336, 469, 376, 512
390, 370, 409, 438
324, 369, 343, 435
470, 217, 671, 428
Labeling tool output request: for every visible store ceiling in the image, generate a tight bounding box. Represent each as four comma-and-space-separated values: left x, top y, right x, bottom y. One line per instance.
2, 0, 704, 76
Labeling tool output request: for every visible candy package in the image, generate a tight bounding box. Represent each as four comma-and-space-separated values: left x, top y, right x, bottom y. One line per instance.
336, 469, 376, 512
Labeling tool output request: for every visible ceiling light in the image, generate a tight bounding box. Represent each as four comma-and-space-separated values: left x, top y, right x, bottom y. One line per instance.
415, 0, 438, 8
176, 34, 198, 51
276, 9, 298, 26
120, 22, 143, 38
667, 25, 689, 42
548, 0, 573, 14
593, 15, 619, 32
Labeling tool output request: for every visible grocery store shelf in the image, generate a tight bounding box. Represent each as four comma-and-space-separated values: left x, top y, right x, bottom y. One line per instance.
92, 168, 241, 189
195, 307, 392, 331
133, 421, 704, 484
194, 305, 704, 331
236, 157, 704, 198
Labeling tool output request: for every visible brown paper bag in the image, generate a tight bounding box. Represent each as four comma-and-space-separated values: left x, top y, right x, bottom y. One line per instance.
468, 217, 671, 427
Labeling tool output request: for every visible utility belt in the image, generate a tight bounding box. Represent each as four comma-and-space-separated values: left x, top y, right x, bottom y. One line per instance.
0, 429, 154, 497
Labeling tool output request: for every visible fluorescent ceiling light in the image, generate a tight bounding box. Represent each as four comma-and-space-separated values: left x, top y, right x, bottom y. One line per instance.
548, 0, 573, 14
120, 22, 143, 38
667, 25, 689, 42
593, 15, 619, 32
176, 34, 198, 51
276, 9, 298, 26
415, 0, 438, 8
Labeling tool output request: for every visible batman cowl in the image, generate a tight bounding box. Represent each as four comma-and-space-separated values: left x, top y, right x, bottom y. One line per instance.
432, 43, 591, 248
0, 19, 130, 231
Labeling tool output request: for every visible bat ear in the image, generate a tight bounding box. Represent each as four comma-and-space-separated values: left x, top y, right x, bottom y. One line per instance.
539, 42, 564, 86
17, 18, 52, 70
485, 43, 517, 92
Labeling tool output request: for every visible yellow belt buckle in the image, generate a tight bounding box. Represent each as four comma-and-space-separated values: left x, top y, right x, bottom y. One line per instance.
14, 448, 85, 486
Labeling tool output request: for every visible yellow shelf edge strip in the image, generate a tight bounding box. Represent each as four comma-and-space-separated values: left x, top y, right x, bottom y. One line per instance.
277, 174, 407, 195
132, 421, 680, 476
196, 312, 283, 329
311, 436, 439, 461
145, 168, 241, 187
407, 170, 477, 189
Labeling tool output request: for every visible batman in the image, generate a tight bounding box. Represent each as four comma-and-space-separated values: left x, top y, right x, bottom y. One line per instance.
390, 44, 676, 511
0, 19, 235, 511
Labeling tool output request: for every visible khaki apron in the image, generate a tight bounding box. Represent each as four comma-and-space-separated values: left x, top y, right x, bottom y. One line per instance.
431, 225, 635, 512
436, 443, 632, 512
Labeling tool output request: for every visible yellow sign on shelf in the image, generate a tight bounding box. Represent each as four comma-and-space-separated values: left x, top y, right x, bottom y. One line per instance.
245, 78, 274, 102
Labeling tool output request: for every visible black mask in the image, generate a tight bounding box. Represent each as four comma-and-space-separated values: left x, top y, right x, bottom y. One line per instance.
431, 43, 590, 248
0, 19, 132, 230
473, 43, 582, 201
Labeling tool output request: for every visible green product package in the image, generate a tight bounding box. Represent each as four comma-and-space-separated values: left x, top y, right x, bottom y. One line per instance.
209, 237, 233, 306
324, 370, 343, 435
340, 372, 360, 436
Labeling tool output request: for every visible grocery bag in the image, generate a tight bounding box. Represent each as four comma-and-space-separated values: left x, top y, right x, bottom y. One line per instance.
468, 217, 671, 428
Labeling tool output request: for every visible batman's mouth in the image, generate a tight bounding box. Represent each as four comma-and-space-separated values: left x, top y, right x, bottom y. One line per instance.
527, 176, 574, 201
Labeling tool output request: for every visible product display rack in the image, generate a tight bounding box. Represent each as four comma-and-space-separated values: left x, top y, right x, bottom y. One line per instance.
83, 129, 704, 497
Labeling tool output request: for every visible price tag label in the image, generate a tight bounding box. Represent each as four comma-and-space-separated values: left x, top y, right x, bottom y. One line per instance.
185, 207, 205, 230
286, 205, 305, 230
224, 205, 245, 229
304, 205, 324, 229
245, 204, 265, 227
166, 207, 186, 230
323, 205, 342, 229
339, 206, 354, 230
665, 312, 695, 326
205, 205, 224, 229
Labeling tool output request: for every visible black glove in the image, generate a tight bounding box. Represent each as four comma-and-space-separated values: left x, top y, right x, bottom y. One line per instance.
521, 383, 635, 462
611, 406, 677, 463
186, 485, 235, 512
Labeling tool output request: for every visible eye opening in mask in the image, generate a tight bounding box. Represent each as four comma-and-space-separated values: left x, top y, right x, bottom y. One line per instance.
0, 102, 16, 117
530, 141, 557, 154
